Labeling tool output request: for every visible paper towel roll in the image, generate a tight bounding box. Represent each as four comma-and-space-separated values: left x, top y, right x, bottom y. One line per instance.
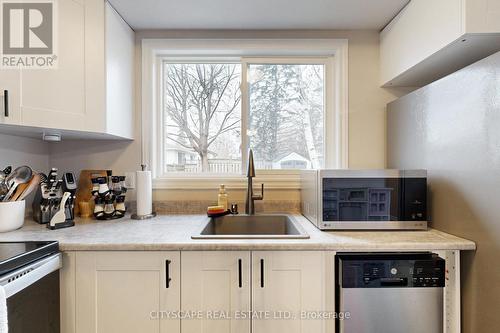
136, 170, 152, 216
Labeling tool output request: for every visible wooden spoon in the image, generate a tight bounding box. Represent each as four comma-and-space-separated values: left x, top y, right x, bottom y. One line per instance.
2, 166, 32, 202
17, 173, 41, 201
10, 182, 30, 201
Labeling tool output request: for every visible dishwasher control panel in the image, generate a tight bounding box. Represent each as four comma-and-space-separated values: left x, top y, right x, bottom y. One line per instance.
338, 252, 445, 288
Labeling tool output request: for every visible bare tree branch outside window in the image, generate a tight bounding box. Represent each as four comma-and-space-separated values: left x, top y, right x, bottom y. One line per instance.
163, 63, 241, 173
248, 64, 324, 170
162, 62, 324, 173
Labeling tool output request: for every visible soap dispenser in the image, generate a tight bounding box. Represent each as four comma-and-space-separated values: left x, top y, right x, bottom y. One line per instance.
218, 184, 228, 211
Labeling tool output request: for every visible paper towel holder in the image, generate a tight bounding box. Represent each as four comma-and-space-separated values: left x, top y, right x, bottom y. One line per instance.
131, 212, 157, 220
131, 164, 157, 220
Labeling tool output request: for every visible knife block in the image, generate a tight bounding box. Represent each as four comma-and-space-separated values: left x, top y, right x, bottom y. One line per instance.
32, 181, 75, 224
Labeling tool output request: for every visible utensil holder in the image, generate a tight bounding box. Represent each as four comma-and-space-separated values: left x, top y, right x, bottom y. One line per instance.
0, 200, 25, 232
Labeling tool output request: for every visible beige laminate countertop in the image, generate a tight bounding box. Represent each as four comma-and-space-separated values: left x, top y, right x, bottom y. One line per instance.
0, 214, 475, 251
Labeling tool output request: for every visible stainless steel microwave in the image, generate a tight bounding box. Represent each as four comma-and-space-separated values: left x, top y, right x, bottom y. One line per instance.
300, 169, 427, 230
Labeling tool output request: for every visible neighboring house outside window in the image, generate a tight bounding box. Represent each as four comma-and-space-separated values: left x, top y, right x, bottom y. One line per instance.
142, 39, 348, 188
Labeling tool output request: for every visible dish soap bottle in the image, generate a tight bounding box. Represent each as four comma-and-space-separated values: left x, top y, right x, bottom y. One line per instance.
218, 184, 228, 211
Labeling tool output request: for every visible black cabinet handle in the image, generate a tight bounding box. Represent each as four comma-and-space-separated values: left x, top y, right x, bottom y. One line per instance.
238, 259, 242, 288
3, 90, 8, 117
165, 260, 172, 288
260, 259, 264, 288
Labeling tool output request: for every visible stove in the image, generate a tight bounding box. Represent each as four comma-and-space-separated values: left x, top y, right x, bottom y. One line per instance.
0, 241, 61, 333
0, 241, 59, 276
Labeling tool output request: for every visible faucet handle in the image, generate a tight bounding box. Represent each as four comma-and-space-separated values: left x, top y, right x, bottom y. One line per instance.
253, 183, 264, 201
230, 203, 239, 215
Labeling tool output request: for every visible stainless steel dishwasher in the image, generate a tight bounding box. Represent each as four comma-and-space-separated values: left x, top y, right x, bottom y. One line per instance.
337, 253, 445, 333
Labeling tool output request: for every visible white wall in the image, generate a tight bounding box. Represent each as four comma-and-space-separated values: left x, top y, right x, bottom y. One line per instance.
133, 30, 415, 169
0, 134, 51, 207
0, 134, 50, 174
387, 51, 500, 333
5, 30, 415, 203
49, 140, 139, 176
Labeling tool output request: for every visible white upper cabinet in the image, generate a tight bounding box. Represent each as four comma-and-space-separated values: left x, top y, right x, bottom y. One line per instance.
0, 72, 21, 125
380, 0, 500, 87
104, 2, 135, 139
20, 0, 88, 131
0, 0, 134, 139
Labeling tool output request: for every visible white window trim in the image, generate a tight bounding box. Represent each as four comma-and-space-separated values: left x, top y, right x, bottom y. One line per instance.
141, 39, 349, 190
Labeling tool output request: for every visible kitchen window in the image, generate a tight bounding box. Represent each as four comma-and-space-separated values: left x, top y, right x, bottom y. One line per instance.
162, 61, 242, 174
246, 61, 325, 171
142, 39, 348, 188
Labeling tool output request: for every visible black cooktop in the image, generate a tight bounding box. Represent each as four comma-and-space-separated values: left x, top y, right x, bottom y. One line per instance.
0, 241, 59, 276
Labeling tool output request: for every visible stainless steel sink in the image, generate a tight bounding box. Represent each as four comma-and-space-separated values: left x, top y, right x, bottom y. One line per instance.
192, 214, 310, 239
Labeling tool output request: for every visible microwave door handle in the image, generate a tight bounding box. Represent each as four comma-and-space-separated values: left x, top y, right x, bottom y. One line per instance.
0, 254, 61, 298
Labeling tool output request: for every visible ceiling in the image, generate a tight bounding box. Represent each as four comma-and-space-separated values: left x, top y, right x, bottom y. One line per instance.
109, 0, 410, 30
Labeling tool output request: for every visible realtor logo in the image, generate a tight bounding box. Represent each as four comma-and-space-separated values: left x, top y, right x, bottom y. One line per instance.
1, 0, 57, 68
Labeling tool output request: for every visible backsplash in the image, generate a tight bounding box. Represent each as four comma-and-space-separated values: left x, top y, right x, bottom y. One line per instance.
143, 200, 301, 215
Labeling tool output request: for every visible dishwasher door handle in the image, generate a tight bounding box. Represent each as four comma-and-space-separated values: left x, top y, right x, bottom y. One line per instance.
380, 277, 408, 287
0, 254, 62, 298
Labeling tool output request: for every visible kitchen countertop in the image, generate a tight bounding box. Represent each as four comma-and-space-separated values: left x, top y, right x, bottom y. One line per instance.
0, 215, 475, 251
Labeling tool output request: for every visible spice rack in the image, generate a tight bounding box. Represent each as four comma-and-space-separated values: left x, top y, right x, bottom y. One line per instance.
92, 172, 127, 220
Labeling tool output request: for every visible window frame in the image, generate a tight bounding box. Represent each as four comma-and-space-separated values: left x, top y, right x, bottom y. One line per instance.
241, 57, 335, 174
158, 57, 242, 178
142, 39, 348, 190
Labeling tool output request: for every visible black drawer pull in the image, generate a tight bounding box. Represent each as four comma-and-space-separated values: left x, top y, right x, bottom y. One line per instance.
3, 90, 8, 117
238, 259, 242, 288
260, 259, 264, 288
166, 260, 172, 288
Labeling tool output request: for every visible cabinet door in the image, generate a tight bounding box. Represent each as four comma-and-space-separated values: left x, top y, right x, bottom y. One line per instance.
104, 2, 134, 139
0, 70, 21, 125
181, 251, 251, 333
75, 251, 180, 333
252, 251, 334, 333
20, 0, 105, 132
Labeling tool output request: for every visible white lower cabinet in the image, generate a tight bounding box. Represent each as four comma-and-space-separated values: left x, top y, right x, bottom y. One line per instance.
180, 251, 333, 333
252, 251, 334, 333
68, 250, 333, 333
181, 251, 251, 333
74, 251, 180, 333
